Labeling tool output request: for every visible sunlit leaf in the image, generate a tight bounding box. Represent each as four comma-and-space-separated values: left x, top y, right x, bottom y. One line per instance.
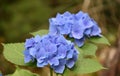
30, 29, 48, 36
3, 43, 25, 65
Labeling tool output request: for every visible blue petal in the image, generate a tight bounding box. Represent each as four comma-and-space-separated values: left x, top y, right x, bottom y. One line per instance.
91, 22, 101, 36
37, 61, 48, 67
36, 47, 46, 58
66, 41, 75, 51
51, 59, 66, 73
59, 59, 66, 65
56, 35, 67, 45
24, 56, 33, 63
67, 49, 74, 59
56, 13, 61, 19
24, 50, 33, 63
58, 24, 71, 34
66, 59, 75, 68
75, 11, 84, 20
34, 35, 41, 43
34, 42, 41, 50
69, 33, 73, 37
57, 45, 67, 58
66, 50, 78, 68
37, 54, 48, 67
46, 43, 57, 54
56, 13, 65, 25
49, 18, 58, 35
25, 38, 34, 48
84, 28, 92, 36
71, 23, 84, 39
82, 14, 93, 28
63, 12, 74, 24
42, 38, 50, 46
24, 50, 30, 56
52, 65, 65, 74
29, 48, 37, 58
73, 51, 78, 61
74, 38, 85, 47
63, 11, 72, 17
37, 58, 45, 63
66, 41, 76, 59
48, 57, 59, 66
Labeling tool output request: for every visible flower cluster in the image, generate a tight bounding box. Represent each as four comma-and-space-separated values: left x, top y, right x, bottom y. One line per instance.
49, 11, 101, 47
24, 11, 102, 74
24, 35, 78, 73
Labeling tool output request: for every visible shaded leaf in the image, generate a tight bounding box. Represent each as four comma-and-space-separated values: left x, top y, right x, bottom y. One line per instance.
89, 36, 110, 45
74, 44, 104, 74
75, 45, 83, 60
81, 43, 97, 57
64, 69, 73, 76
3, 43, 25, 65
73, 58, 104, 74
31, 29, 48, 36
10, 68, 39, 76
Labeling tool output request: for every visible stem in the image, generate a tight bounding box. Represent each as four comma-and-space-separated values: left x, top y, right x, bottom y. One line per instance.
56, 73, 64, 76
50, 68, 53, 76
56, 73, 58, 76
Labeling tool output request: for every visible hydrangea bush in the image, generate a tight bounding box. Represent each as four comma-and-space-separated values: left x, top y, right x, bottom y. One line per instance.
3, 11, 109, 76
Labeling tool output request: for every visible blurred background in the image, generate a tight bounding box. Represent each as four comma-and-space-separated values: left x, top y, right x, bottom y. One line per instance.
0, 0, 120, 76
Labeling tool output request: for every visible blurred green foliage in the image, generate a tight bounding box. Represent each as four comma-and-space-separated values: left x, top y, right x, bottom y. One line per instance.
0, 0, 83, 42
0, 0, 52, 42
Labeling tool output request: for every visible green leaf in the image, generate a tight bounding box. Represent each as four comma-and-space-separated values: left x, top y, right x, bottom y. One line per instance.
73, 58, 104, 74
89, 36, 110, 45
30, 29, 48, 36
10, 68, 39, 76
81, 43, 97, 57
3, 43, 25, 65
64, 69, 73, 76
74, 44, 104, 74
75, 45, 83, 60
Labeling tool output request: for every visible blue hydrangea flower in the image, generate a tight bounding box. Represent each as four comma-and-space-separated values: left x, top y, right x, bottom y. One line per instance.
24, 34, 79, 74
49, 11, 101, 47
